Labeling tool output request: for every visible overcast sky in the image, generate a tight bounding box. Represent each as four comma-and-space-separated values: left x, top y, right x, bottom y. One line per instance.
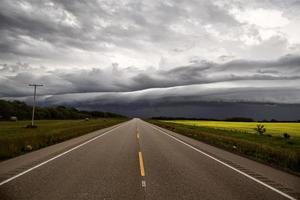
1, 0, 300, 118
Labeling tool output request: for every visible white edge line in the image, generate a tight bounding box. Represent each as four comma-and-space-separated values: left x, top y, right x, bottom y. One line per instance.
0, 122, 127, 186
146, 122, 297, 200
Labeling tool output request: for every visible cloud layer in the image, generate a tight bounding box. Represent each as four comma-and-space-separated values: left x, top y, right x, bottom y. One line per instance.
1, 54, 300, 102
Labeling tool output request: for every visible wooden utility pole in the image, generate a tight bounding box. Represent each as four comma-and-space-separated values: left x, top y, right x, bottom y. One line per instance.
29, 84, 43, 126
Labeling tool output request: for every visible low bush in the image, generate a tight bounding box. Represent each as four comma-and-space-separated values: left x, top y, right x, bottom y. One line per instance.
283, 133, 291, 140
254, 124, 266, 135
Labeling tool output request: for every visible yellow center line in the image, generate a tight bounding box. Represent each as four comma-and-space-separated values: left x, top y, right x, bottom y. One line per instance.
137, 133, 140, 139
138, 151, 145, 177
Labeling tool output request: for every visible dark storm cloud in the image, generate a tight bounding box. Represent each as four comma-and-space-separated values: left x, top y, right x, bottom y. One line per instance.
0, 0, 299, 69
130, 55, 300, 90
6, 85, 300, 120
0, 0, 299, 65
0, 0, 242, 64
62, 101, 300, 121
1, 54, 300, 98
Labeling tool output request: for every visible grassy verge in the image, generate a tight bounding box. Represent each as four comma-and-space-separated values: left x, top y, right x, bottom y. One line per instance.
0, 118, 128, 160
148, 120, 300, 174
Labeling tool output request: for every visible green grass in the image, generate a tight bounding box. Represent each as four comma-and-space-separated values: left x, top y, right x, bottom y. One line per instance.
0, 118, 127, 160
148, 120, 300, 174
163, 120, 300, 137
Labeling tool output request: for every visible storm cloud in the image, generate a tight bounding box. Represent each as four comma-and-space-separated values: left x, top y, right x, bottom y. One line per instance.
1, 54, 300, 99
0, 0, 300, 119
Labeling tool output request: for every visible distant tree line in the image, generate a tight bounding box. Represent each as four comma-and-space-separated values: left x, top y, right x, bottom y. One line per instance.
151, 116, 300, 122
0, 100, 125, 120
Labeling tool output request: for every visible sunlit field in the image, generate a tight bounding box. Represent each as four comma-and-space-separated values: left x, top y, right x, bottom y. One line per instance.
150, 120, 300, 173
163, 120, 300, 138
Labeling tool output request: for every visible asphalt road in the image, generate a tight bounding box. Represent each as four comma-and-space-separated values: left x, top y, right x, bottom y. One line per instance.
0, 119, 299, 200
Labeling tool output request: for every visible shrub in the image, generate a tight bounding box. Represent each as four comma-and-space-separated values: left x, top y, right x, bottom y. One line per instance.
254, 124, 266, 135
25, 145, 33, 151
283, 133, 291, 139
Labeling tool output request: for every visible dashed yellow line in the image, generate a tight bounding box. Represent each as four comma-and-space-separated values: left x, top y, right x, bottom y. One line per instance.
137, 133, 140, 139
138, 151, 145, 177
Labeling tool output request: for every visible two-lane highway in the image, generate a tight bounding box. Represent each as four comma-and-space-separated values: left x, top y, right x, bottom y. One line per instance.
0, 119, 299, 199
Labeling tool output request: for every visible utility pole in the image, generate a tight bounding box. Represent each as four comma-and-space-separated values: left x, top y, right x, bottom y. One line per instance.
29, 84, 43, 126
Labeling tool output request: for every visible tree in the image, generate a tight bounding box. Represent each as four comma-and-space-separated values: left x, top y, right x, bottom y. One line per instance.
0, 100, 125, 120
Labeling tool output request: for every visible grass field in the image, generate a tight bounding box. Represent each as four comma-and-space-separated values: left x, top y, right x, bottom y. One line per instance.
163, 120, 300, 138
0, 118, 127, 160
149, 120, 300, 174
